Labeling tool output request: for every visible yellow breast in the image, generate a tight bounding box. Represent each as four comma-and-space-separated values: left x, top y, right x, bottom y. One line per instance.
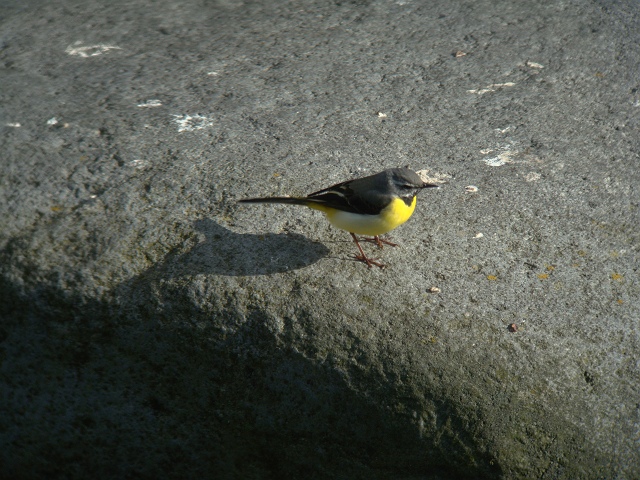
322, 196, 417, 236
380, 196, 417, 229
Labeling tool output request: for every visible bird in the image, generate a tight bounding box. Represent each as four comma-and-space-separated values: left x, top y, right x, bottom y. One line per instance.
238, 167, 439, 268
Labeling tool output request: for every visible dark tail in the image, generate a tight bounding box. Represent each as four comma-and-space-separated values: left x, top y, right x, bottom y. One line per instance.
238, 196, 310, 206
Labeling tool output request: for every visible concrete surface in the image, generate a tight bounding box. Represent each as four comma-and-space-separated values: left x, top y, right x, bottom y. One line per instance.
1, 0, 639, 478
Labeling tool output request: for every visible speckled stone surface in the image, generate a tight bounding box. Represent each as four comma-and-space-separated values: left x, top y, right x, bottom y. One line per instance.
1, 0, 639, 477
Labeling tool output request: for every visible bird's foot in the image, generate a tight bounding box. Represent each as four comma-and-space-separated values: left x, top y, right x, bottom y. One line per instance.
352, 253, 386, 268
362, 235, 398, 249
350, 233, 386, 268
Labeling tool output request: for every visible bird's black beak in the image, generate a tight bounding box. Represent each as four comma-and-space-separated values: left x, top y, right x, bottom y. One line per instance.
421, 183, 440, 189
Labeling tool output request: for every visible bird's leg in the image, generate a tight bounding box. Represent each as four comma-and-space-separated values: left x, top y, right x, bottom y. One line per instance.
350, 233, 385, 268
361, 236, 398, 249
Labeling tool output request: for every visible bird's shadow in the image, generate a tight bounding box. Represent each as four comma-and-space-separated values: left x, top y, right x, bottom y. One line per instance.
146, 218, 329, 279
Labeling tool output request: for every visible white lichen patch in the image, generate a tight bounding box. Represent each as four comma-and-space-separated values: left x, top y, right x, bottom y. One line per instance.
415, 169, 451, 184
172, 114, 214, 132
137, 100, 162, 108
130, 159, 148, 170
467, 82, 516, 95
65, 42, 122, 57
483, 151, 516, 166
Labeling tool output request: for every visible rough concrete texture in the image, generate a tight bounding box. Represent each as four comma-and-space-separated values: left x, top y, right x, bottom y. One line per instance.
1, 0, 639, 478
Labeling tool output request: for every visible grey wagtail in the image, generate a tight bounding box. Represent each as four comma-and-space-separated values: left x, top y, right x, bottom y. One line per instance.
238, 167, 439, 268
